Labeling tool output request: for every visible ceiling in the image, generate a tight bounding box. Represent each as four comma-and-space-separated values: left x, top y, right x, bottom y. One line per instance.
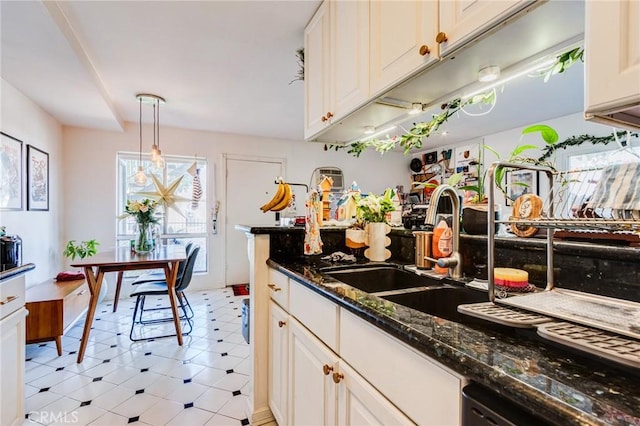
1, 1, 585, 145
1, 0, 321, 141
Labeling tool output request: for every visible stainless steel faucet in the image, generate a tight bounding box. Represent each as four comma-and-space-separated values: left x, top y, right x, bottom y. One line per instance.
424, 184, 462, 279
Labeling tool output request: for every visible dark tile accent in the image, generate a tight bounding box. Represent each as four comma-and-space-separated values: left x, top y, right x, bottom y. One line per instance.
110, 344, 117, 348
117, 333, 122, 336
140, 368, 149, 373
241, 419, 250, 425
214, 328, 219, 331
145, 352, 151, 356
80, 401, 91, 407
102, 359, 110, 363
208, 311, 213, 314
221, 353, 228, 357
101, 310, 107, 313
237, 315, 242, 318
39, 387, 50, 393
147, 339, 155, 342
69, 351, 77, 355
184, 402, 194, 409
232, 390, 241, 396
233, 307, 238, 310
226, 369, 234, 374
128, 416, 140, 423
182, 360, 190, 364
56, 367, 65, 371
135, 389, 144, 395
183, 378, 192, 384
26, 358, 32, 362
93, 377, 103, 382
39, 344, 47, 347
217, 339, 223, 343
96, 318, 101, 321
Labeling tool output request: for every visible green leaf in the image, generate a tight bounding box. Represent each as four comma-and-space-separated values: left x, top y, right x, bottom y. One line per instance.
510, 144, 539, 158
521, 124, 559, 145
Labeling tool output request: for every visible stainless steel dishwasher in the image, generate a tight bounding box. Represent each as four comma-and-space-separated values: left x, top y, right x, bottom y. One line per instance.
462, 383, 552, 426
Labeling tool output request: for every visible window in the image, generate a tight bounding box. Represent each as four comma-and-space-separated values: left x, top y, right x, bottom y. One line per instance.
117, 153, 208, 272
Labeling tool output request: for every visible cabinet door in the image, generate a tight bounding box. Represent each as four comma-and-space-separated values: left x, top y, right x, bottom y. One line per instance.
438, 0, 533, 56
304, 2, 330, 139
336, 361, 415, 426
268, 301, 288, 426
585, 0, 640, 115
1, 308, 26, 426
369, 0, 438, 96
330, 0, 369, 121
288, 317, 339, 425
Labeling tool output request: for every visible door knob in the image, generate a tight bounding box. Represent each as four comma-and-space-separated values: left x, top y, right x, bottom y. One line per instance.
332, 372, 344, 384
436, 32, 448, 44
323, 364, 333, 375
267, 284, 282, 292
278, 320, 286, 328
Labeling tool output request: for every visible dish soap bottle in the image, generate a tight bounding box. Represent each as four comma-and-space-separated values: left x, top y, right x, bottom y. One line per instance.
432, 216, 453, 274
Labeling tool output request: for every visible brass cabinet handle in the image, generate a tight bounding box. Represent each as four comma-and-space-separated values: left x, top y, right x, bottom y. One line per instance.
436, 32, 448, 44
326, 111, 334, 119
323, 364, 334, 375
419, 45, 431, 56
278, 320, 286, 328
0, 295, 18, 305
332, 372, 344, 384
267, 284, 282, 292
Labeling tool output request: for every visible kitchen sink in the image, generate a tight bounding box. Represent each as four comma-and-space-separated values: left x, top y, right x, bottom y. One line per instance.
381, 286, 488, 322
322, 264, 442, 293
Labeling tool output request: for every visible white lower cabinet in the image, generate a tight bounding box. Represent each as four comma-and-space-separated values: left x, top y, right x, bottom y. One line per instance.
336, 360, 413, 425
266, 268, 463, 425
268, 301, 289, 426
288, 317, 338, 425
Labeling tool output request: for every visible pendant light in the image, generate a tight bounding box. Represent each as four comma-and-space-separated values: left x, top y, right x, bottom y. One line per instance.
133, 96, 148, 185
136, 93, 166, 169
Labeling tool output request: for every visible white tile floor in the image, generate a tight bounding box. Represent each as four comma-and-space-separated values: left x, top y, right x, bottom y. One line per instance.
24, 289, 251, 426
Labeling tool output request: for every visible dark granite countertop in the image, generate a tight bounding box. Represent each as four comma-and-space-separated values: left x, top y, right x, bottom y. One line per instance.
267, 255, 640, 426
0, 263, 36, 281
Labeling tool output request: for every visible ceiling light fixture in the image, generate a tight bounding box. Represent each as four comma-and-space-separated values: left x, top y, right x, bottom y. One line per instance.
409, 103, 424, 115
133, 96, 148, 186
363, 126, 375, 135
136, 93, 166, 169
478, 65, 501, 82
462, 57, 556, 100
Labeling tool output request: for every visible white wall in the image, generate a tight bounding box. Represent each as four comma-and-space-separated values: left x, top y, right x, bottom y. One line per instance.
1, 79, 64, 285
63, 124, 410, 293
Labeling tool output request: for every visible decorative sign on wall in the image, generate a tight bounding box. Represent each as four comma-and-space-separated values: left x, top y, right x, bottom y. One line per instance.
27, 144, 49, 211
0, 132, 23, 211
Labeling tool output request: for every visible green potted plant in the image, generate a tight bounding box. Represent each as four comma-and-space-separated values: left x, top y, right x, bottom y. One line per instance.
63, 239, 100, 260
355, 188, 398, 261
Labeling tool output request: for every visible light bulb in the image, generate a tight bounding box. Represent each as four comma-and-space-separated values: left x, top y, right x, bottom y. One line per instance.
134, 166, 147, 185
155, 154, 165, 169
151, 144, 159, 161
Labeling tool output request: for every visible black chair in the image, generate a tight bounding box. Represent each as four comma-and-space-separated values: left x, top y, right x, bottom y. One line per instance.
129, 246, 200, 341
131, 242, 194, 285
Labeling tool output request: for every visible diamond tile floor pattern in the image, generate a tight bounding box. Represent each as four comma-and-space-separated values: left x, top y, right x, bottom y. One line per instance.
24, 289, 252, 426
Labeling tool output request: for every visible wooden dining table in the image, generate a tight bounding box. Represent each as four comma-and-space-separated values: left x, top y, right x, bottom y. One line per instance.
70, 245, 187, 363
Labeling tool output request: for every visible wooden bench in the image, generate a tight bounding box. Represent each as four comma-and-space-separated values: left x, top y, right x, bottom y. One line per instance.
25, 278, 90, 356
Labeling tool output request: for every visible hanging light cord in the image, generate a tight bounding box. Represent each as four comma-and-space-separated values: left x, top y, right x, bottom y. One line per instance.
156, 98, 160, 151
153, 102, 157, 150
139, 97, 143, 163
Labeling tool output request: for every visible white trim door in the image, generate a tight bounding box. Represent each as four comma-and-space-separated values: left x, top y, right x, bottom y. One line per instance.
223, 154, 284, 286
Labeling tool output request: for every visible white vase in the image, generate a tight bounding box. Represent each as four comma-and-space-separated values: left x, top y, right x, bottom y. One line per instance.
364, 223, 391, 262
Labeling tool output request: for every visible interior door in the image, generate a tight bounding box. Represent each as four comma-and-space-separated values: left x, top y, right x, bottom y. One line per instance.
225, 156, 283, 285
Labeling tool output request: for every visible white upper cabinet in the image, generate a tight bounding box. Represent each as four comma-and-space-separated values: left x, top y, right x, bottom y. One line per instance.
369, 0, 439, 96
584, 0, 640, 129
331, 0, 370, 121
438, 0, 533, 56
305, 1, 370, 139
304, 2, 330, 139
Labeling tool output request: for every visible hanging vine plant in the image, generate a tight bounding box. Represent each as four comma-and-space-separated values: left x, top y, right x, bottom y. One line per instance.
537, 131, 639, 162
325, 45, 585, 158
289, 48, 304, 85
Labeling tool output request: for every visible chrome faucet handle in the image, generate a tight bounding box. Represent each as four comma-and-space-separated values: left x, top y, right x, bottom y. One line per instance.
424, 253, 460, 270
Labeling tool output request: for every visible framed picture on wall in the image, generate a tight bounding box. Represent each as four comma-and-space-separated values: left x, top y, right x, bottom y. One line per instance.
27, 144, 49, 211
0, 132, 23, 211
505, 169, 538, 206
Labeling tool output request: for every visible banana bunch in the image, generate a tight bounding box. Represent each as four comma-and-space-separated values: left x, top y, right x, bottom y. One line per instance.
260, 179, 292, 212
